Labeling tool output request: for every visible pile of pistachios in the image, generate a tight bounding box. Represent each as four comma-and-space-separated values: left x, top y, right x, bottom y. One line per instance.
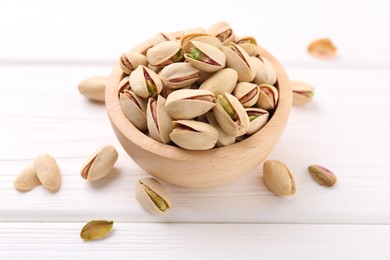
118, 21, 278, 150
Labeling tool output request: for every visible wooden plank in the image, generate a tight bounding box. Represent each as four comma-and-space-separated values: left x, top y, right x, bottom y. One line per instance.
0, 223, 389, 259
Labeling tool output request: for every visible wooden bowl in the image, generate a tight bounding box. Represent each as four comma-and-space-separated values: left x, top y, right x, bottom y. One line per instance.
106, 47, 291, 188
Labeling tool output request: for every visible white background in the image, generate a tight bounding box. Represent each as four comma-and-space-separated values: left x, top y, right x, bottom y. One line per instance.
0, 0, 389, 259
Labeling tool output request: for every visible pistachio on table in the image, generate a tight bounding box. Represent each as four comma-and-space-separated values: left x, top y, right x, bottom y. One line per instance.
78, 76, 107, 102
34, 153, 62, 192
81, 145, 118, 182
290, 80, 314, 106
13, 164, 41, 192
135, 178, 172, 214
80, 220, 114, 241
263, 160, 296, 196
308, 164, 337, 187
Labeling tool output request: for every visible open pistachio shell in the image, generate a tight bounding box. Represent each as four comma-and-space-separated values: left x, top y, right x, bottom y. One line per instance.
222, 43, 255, 82
152, 32, 176, 46
245, 108, 269, 135
235, 35, 259, 56
165, 89, 215, 119
181, 33, 223, 50
256, 84, 279, 111
233, 82, 260, 107
170, 120, 219, 150
290, 80, 314, 106
159, 62, 200, 89
146, 96, 173, 144
129, 65, 163, 98
117, 76, 130, 95
146, 41, 183, 67
119, 90, 147, 131
213, 92, 250, 136
208, 21, 235, 45
135, 178, 172, 214
184, 41, 226, 73
205, 112, 236, 147
119, 51, 148, 75
199, 68, 238, 95
263, 160, 296, 196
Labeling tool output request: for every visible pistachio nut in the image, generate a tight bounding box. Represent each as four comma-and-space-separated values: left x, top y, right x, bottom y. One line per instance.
199, 68, 238, 95
117, 76, 131, 95
308, 164, 337, 187
263, 160, 296, 196
146, 41, 184, 67
119, 89, 147, 131
34, 153, 61, 192
80, 145, 118, 182
184, 41, 226, 73
208, 21, 235, 45
256, 84, 279, 111
170, 120, 219, 150
290, 80, 314, 106
251, 56, 277, 85
80, 220, 113, 241
159, 62, 200, 89
119, 51, 148, 75
233, 82, 260, 107
213, 92, 250, 136
165, 89, 215, 119
235, 35, 259, 56
245, 108, 269, 135
135, 178, 172, 214
152, 32, 176, 46
146, 96, 173, 144
13, 164, 41, 192
181, 33, 223, 50
222, 42, 255, 82
205, 112, 236, 147
78, 76, 107, 102
129, 65, 163, 98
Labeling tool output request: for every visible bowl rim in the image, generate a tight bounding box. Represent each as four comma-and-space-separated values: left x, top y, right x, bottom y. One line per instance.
106, 46, 291, 159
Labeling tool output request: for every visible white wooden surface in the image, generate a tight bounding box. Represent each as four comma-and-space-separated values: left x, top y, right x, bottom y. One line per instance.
1, 0, 390, 259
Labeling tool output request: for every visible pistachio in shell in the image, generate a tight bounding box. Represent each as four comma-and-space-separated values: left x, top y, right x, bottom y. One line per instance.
146, 41, 184, 67
251, 56, 277, 86
135, 178, 172, 214
290, 80, 314, 106
263, 160, 296, 196
119, 89, 148, 131
181, 33, 223, 50
222, 42, 255, 82
119, 51, 148, 74
184, 41, 226, 73
245, 108, 269, 135
199, 68, 238, 95
129, 65, 163, 98
256, 84, 279, 111
235, 35, 259, 56
146, 96, 173, 144
233, 82, 260, 107
208, 21, 235, 45
159, 62, 200, 89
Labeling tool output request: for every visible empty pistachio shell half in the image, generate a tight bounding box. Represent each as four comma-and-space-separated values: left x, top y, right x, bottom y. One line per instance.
233, 82, 260, 107
34, 153, 61, 192
213, 92, 250, 136
129, 65, 163, 98
256, 84, 279, 111
199, 68, 238, 95
119, 90, 147, 131
208, 21, 235, 45
135, 178, 172, 214
222, 42, 255, 82
181, 33, 223, 51
80, 220, 113, 241
78, 76, 107, 102
146, 41, 184, 67
80, 145, 118, 182
159, 62, 200, 89
165, 89, 215, 119
308, 164, 337, 187
184, 41, 226, 73
170, 120, 219, 150
235, 35, 259, 56
251, 56, 277, 86
146, 96, 173, 144
263, 160, 296, 196
290, 80, 314, 106
119, 51, 148, 75
205, 112, 236, 147
245, 108, 269, 135
13, 164, 41, 192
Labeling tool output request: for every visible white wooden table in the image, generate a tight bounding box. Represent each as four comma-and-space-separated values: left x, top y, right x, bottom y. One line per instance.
1, 0, 389, 259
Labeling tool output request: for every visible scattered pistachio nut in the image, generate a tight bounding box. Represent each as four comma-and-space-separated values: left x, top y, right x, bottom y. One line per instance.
290, 80, 314, 106
135, 178, 172, 214
13, 164, 41, 192
81, 145, 118, 182
78, 76, 107, 102
80, 220, 114, 241
308, 164, 337, 187
263, 160, 296, 196
307, 38, 337, 60
34, 153, 62, 192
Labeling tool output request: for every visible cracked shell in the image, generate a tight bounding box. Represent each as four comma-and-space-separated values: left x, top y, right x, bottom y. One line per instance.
184, 41, 226, 73
146, 96, 173, 144
129, 65, 163, 98
199, 68, 238, 95
208, 21, 235, 45
222, 42, 255, 82
245, 108, 269, 135
235, 35, 259, 56
233, 82, 260, 107
119, 89, 147, 131
119, 51, 148, 75
181, 33, 223, 50
135, 178, 172, 214
159, 62, 200, 89
256, 84, 279, 111
146, 41, 184, 67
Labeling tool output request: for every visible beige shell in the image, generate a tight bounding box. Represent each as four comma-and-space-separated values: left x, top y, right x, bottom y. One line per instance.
222, 43, 255, 82
159, 62, 200, 89
117, 76, 131, 95
146, 41, 183, 67
181, 33, 223, 51
80, 145, 118, 182
199, 68, 238, 95
245, 108, 269, 135
78, 76, 107, 102
256, 84, 279, 111
119, 51, 148, 75
170, 120, 219, 150
119, 90, 147, 131
235, 35, 259, 56
152, 32, 176, 46
146, 96, 173, 144
165, 89, 215, 119
208, 21, 235, 45
183, 27, 206, 35
290, 80, 314, 106
263, 160, 296, 196
233, 82, 260, 107
213, 92, 250, 136
205, 112, 236, 147
184, 41, 226, 73
34, 153, 61, 192
131, 37, 155, 55
129, 65, 163, 98
261, 56, 277, 85
135, 178, 172, 214
13, 164, 41, 192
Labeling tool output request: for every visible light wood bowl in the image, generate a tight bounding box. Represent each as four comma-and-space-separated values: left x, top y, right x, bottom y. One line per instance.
106, 47, 291, 188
